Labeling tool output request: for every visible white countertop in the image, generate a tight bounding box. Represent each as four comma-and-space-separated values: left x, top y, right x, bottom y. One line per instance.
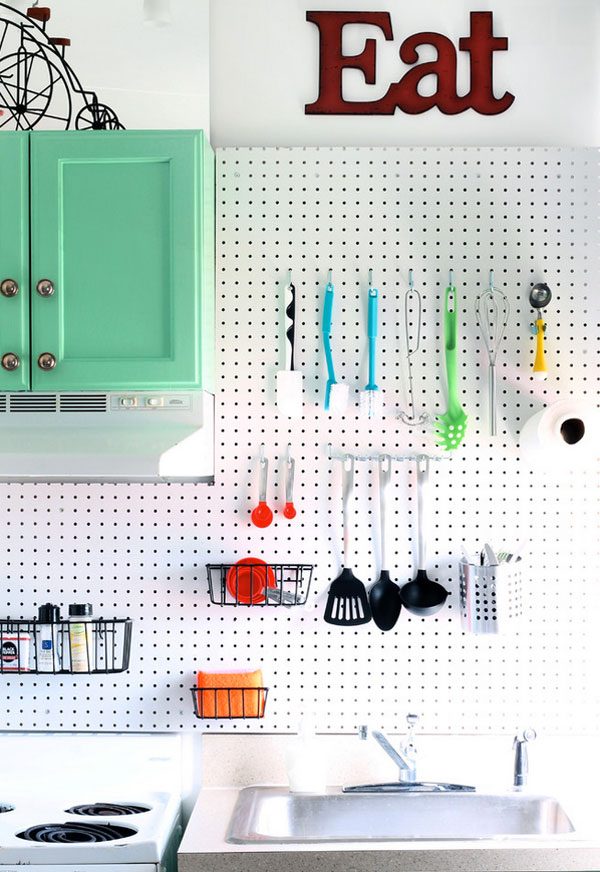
178, 786, 600, 872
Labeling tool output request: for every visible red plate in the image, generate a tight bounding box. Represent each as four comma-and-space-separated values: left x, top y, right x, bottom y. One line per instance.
226, 558, 276, 605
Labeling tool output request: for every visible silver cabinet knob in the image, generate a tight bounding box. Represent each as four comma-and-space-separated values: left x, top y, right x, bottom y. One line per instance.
36, 279, 55, 297
1, 352, 20, 371
1, 279, 19, 297
38, 352, 57, 370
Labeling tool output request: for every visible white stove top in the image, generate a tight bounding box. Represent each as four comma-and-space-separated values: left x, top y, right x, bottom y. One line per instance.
0, 790, 181, 865
0, 733, 185, 869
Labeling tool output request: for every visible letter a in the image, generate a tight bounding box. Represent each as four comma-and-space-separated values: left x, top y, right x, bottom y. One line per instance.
382, 31, 470, 115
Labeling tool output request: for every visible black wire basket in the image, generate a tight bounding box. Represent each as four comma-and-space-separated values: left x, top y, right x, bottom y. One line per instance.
207, 563, 313, 606
190, 685, 269, 719
0, 619, 132, 675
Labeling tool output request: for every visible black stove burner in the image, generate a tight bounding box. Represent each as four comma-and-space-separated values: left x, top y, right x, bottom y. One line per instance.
66, 802, 151, 816
16, 822, 137, 843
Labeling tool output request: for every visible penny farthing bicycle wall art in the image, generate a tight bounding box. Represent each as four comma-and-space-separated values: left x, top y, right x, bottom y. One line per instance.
0, 2, 124, 129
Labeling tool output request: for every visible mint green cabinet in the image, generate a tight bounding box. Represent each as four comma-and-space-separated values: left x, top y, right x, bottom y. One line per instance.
0, 133, 30, 391
0, 130, 214, 393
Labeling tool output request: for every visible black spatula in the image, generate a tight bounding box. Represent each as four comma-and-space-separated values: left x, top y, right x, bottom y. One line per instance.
324, 457, 371, 626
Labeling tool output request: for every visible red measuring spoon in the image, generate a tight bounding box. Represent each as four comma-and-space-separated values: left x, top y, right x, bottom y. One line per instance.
251, 455, 273, 528
283, 453, 296, 520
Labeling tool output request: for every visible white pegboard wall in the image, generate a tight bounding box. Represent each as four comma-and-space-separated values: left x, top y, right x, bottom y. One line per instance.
1, 146, 599, 736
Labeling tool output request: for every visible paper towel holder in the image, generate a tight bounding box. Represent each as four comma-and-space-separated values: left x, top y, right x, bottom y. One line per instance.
519, 399, 599, 468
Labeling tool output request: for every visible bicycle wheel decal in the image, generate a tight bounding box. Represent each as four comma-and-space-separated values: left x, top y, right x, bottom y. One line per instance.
0, 2, 124, 130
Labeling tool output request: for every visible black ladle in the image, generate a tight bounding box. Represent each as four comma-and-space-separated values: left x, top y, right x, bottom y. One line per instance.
369, 456, 401, 631
400, 457, 448, 617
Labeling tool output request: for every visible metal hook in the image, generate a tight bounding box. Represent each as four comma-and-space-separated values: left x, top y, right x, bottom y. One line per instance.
379, 453, 392, 473
286, 443, 293, 464
327, 268, 332, 284
489, 268, 494, 290
326, 444, 446, 463
449, 268, 454, 287
398, 269, 428, 427
416, 454, 430, 474
368, 268, 373, 289
259, 443, 266, 465
287, 268, 292, 286
405, 280, 422, 358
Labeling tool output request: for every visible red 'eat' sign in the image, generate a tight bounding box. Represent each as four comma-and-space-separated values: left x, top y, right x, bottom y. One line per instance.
305, 10, 514, 116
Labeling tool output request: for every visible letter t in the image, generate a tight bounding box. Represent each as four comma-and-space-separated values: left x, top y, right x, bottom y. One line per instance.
459, 11, 515, 115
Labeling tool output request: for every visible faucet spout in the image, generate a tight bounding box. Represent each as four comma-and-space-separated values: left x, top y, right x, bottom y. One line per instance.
372, 730, 417, 783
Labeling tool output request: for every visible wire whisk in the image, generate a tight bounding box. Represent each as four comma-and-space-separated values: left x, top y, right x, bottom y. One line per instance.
398, 270, 428, 426
475, 270, 510, 436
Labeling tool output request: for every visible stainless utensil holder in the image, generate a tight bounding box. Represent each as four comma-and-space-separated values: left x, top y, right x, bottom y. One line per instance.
459, 559, 523, 634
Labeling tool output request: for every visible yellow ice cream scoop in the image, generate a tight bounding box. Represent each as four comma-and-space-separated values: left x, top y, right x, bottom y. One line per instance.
530, 282, 552, 380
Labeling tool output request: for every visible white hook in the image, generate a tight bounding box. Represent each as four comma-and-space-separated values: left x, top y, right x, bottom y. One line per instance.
408, 268, 414, 291
379, 453, 392, 473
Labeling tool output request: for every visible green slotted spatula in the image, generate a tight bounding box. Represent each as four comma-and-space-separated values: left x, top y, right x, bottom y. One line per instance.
435, 281, 467, 451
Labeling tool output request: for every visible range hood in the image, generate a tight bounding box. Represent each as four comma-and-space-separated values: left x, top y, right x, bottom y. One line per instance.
0, 391, 214, 483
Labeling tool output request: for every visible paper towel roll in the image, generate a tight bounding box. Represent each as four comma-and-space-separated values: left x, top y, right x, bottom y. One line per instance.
519, 399, 600, 467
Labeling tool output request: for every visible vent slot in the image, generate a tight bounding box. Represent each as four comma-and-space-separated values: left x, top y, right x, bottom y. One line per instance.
9, 395, 57, 413
0, 396, 7, 413
59, 395, 108, 413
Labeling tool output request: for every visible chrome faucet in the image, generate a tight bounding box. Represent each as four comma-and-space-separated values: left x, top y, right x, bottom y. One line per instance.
345, 714, 474, 794
513, 728, 536, 789
372, 713, 419, 783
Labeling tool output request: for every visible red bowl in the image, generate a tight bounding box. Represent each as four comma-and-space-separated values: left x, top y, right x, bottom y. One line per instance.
226, 558, 276, 605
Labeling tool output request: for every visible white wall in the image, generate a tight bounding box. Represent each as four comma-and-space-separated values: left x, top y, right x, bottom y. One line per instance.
9, 0, 210, 131
209, 0, 600, 147
6, 0, 597, 146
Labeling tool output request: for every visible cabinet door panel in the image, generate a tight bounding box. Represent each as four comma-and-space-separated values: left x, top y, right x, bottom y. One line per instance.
0, 133, 30, 391
30, 130, 212, 392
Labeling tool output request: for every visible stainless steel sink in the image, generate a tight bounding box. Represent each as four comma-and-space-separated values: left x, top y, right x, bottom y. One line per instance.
227, 787, 575, 843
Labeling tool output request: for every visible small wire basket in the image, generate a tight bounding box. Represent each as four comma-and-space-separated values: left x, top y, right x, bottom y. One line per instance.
207, 563, 313, 606
0, 619, 132, 674
190, 686, 269, 719
459, 559, 523, 634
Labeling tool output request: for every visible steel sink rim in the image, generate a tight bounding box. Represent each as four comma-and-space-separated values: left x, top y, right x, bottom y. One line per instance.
226, 787, 576, 844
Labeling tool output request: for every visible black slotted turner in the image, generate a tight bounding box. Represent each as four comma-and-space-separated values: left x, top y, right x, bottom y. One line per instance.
324, 457, 372, 626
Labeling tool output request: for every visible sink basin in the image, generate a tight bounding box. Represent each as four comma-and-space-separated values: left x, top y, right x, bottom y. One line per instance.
227, 787, 575, 843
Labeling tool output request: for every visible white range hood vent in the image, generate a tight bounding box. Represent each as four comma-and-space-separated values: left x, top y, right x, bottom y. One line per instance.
0, 391, 214, 483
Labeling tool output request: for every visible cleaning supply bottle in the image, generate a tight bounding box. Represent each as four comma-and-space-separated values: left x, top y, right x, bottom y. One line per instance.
286, 716, 327, 793
36, 603, 62, 672
68, 603, 96, 673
